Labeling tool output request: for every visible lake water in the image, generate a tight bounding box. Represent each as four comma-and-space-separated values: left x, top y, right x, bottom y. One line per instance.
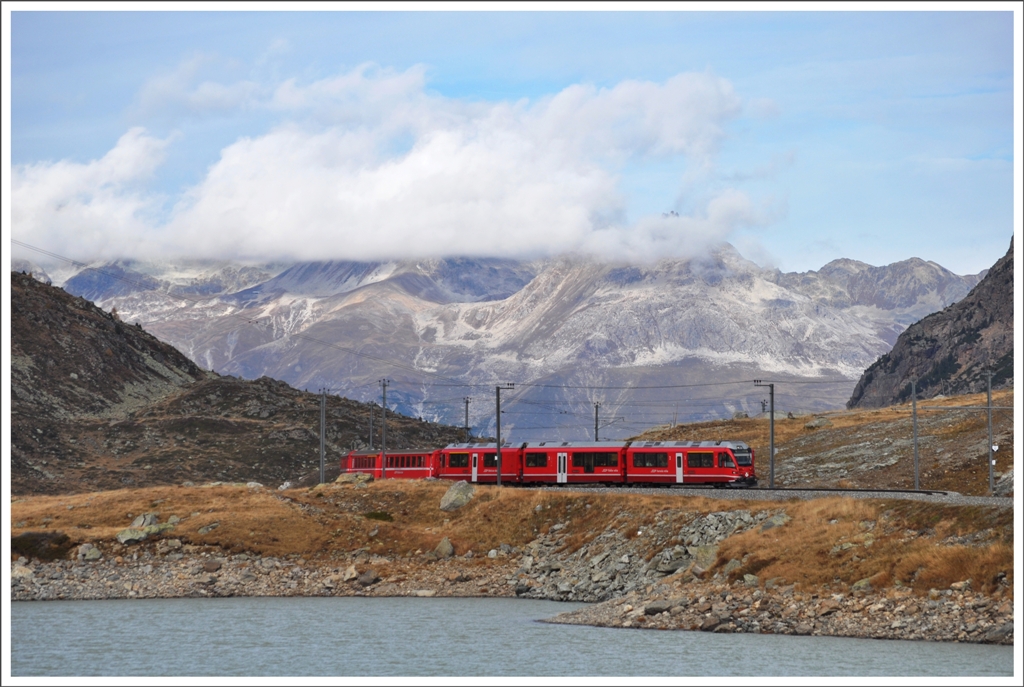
10, 597, 1015, 677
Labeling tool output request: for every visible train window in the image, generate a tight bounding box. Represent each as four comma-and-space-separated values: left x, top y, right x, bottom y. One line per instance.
525, 453, 548, 467
634, 452, 668, 468
448, 453, 469, 468
484, 453, 497, 468
733, 449, 753, 466
719, 453, 735, 468
687, 452, 714, 468
572, 452, 618, 469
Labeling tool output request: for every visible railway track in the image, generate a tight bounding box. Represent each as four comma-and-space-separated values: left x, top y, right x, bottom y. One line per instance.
534, 484, 1013, 508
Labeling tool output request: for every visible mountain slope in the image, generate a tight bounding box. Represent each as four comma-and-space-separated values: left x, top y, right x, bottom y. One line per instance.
847, 238, 1013, 408
10, 272, 469, 495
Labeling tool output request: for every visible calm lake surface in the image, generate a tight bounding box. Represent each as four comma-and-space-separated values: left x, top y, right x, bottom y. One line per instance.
10, 596, 1015, 677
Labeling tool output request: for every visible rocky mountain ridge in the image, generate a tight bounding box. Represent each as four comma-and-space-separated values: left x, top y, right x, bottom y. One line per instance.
848, 238, 1013, 408
31, 243, 986, 440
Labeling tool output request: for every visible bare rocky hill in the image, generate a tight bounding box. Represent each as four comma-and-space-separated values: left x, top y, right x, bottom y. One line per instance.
847, 238, 1013, 409
10, 271, 469, 496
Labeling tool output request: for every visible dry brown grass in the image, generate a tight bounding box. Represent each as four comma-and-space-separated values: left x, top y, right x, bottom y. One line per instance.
714, 497, 1014, 596
10, 482, 1013, 599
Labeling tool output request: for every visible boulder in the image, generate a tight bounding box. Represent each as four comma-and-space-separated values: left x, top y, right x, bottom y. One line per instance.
851, 577, 873, 594
644, 599, 679, 615
130, 513, 158, 528
982, 622, 1013, 644
357, 570, 380, 587
341, 565, 359, 582
804, 417, 833, 430
434, 537, 455, 559
116, 528, 150, 545
440, 481, 475, 512
12, 565, 34, 580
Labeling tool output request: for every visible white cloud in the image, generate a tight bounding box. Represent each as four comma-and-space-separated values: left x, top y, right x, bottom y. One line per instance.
14, 65, 768, 265
134, 54, 262, 118
12, 128, 172, 260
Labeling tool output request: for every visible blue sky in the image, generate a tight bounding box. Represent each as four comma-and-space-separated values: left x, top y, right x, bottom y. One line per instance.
5, 6, 1019, 274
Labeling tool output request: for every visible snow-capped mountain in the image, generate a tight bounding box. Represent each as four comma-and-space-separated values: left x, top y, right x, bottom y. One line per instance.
53, 245, 982, 441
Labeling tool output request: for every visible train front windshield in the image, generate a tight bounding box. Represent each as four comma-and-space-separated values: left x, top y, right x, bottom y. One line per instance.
733, 448, 753, 466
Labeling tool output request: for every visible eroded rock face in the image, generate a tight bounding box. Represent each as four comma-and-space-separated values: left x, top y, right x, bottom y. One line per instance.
849, 238, 1013, 409
439, 481, 475, 512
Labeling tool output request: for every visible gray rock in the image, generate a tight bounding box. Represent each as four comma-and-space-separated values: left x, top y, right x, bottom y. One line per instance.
12, 565, 34, 580
130, 513, 158, 528
982, 622, 1013, 644
804, 417, 833, 429
700, 615, 721, 631
357, 570, 380, 587
341, 565, 359, 582
433, 537, 456, 558
644, 599, 679, 615
198, 522, 220, 535
116, 528, 149, 545
440, 481, 475, 512
851, 577, 873, 594
743, 574, 759, 587
760, 513, 791, 532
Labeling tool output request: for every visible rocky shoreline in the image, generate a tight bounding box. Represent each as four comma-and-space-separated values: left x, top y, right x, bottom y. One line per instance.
11, 516, 1014, 647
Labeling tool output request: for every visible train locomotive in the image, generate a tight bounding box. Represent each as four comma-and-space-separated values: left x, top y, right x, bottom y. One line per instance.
342, 440, 757, 487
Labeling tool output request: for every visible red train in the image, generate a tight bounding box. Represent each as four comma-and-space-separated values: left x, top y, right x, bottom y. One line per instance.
342, 440, 756, 487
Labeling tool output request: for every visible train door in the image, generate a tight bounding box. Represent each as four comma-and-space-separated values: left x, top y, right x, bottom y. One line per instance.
675, 453, 684, 483
472, 452, 479, 483
557, 452, 568, 483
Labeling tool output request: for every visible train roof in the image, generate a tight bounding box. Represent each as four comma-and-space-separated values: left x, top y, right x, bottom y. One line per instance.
347, 448, 438, 456
522, 441, 628, 449
629, 440, 751, 450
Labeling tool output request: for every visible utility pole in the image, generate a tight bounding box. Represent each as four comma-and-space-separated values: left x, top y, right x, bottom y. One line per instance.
380, 379, 389, 479
987, 370, 994, 495
319, 388, 326, 485
754, 380, 775, 488
495, 383, 514, 486
594, 402, 600, 441
369, 404, 374, 450
464, 397, 471, 443
911, 377, 919, 491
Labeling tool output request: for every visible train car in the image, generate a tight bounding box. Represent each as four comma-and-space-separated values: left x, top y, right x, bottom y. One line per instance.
520, 441, 628, 485
625, 440, 756, 487
341, 449, 441, 480
437, 442, 522, 484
